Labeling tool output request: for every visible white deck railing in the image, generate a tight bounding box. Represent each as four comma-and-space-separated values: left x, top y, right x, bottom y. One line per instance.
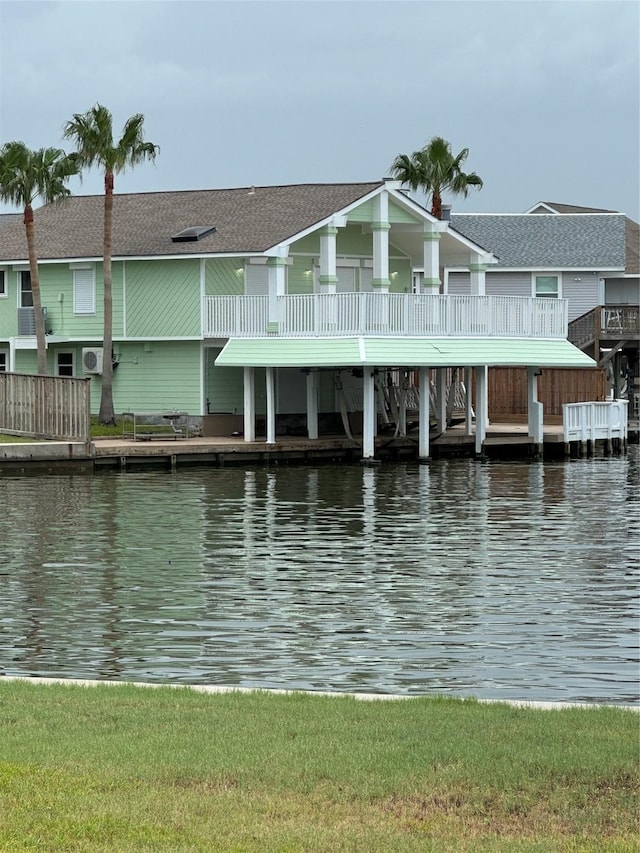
203, 294, 568, 339
562, 400, 628, 443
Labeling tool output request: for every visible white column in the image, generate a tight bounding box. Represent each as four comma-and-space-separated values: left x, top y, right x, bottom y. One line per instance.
319, 225, 338, 293
475, 365, 488, 455
464, 366, 474, 434
372, 191, 390, 292
243, 366, 255, 443
422, 230, 441, 294
362, 366, 376, 459
527, 366, 544, 449
267, 255, 287, 332
418, 366, 430, 460
435, 368, 447, 432
265, 367, 276, 444
469, 254, 488, 295
306, 370, 318, 440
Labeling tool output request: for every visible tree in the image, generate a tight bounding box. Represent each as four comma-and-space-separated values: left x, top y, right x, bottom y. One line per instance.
390, 136, 483, 220
0, 142, 78, 374
63, 104, 159, 424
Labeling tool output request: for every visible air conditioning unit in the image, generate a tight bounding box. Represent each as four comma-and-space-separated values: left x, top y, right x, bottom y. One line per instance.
82, 347, 104, 374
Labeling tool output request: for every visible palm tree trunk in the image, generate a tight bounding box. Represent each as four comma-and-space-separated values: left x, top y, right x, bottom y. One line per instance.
98, 170, 116, 425
24, 206, 48, 374
431, 190, 443, 221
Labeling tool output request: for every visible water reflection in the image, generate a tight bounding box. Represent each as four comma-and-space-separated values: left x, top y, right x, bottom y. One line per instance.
0, 449, 638, 704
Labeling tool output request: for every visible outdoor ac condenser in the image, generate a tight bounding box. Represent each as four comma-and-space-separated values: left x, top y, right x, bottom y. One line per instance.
82, 347, 104, 374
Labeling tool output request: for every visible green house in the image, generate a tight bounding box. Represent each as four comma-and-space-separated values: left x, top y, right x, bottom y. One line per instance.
0, 180, 594, 458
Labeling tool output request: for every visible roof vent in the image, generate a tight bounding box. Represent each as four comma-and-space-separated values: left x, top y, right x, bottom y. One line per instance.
171, 226, 217, 243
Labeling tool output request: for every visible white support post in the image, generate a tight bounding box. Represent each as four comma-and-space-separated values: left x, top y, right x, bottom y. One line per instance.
418, 366, 430, 460
266, 255, 287, 332
422, 230, 441, 294
464, 366, 474, 435
435, 368, 447, 433
475, 365, 488, 455
265, 367, 276, 444
362, 366, 376, 459
306, 370, 319, 440
372, 191, 391, 292
243, 366, 255, 442
527, 366, 544, 452
319, 225, 338, 293
469, 253, 488, 295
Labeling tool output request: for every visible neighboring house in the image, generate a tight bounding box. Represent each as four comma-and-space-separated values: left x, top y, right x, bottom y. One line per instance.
0, 180, 594, 458
450, 203, 639, 411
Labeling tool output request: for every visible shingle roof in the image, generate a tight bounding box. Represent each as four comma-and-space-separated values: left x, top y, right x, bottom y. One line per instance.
527, 202, 639, 274
450, 213, 626, 269
0, 182, 384, 262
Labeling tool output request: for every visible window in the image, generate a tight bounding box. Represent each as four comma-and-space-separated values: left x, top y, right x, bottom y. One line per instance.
534, 275, 559, 298
20, 271, 33, 307
0, 270, 6, 297
0, 350, 7, 372
56, 351, 74, 377
73, 268, 96, 314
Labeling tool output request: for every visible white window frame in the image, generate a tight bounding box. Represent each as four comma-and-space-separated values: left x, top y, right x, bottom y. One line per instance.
533, 273, 561, 298
0, 269, 6, 298
55, 350, 75, 377
19, 270, 33, 307
73, 267, 96, 314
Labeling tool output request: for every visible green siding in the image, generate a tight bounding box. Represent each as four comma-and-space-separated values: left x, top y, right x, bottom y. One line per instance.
388, 199, 422, 224
335, 224, 375, 256
346, 200, 374, 223
89, 340, 203, 414
206, 258, 244, 296
0, 272, 17, 337
126, 259, 200, 338
206, 348, 244, 413
389, 258, 412, 293
287, 256, 314, 295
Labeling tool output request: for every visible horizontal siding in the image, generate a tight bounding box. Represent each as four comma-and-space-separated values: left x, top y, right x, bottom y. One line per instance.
126, 259, 200, 338
486, 272, 531, 297
287, 256, 314, 295
388, 199, 420, 224
562, 274, 600, 321
206, 347, 244, 413
346, 199, 374, 222
89, 340, 202, 414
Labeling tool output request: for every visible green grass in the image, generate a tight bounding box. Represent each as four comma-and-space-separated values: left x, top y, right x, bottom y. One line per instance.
0, 682, 637, 852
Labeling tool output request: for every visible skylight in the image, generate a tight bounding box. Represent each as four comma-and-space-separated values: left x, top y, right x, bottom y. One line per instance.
171, 226, 217, 243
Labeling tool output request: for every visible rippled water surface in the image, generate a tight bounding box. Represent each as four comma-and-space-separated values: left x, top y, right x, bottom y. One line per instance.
1, 449, 638, 704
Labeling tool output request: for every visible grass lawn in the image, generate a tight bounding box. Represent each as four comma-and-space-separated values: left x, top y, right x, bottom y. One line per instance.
0, 682, 637, 852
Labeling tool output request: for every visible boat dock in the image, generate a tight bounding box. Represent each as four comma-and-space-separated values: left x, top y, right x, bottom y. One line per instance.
1, 418, 635, 474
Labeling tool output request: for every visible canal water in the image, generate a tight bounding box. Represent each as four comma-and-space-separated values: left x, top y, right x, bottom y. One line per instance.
0, 449, 638, 705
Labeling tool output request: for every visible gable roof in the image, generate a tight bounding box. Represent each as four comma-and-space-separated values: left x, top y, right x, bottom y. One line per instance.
0, 182, 385, 262
525, 202, 639, 275
450, 213, 626, 269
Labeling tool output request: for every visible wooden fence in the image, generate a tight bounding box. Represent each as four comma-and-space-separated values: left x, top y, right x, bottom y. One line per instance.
488, 367, 607, 419
0, 372, 91, 441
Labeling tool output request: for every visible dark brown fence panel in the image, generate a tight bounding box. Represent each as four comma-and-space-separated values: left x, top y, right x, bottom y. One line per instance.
488, 367, 607, 418
0, 372, 91, 441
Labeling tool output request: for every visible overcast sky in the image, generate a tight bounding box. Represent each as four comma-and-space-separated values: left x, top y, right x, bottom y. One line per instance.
1, 0, 638, 219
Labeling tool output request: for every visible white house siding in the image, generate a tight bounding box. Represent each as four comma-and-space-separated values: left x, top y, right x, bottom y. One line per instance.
486, 272, 531, 297
447, 271, 530, 296
562, 274, 600, 321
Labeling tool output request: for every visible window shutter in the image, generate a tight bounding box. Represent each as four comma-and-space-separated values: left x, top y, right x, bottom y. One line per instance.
74, 269, 95, 313
244, 264, 269, 296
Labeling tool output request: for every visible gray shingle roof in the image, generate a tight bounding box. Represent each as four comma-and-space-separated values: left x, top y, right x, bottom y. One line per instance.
450, 213, 626, 269
0, 182, 384, 262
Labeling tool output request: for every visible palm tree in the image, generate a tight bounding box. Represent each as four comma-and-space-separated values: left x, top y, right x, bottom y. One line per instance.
63, 104, 159, 424
0, 142, 78, 374
390, 136, 483, 219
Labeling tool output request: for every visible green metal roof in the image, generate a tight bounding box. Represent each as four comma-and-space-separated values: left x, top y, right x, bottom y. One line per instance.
215, 337, 596, 368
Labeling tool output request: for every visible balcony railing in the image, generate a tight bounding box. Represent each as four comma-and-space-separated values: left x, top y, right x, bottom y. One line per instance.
203, 293, 568, 339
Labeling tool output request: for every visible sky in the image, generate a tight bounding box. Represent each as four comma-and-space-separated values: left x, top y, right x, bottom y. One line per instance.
0, 0, 639, 219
